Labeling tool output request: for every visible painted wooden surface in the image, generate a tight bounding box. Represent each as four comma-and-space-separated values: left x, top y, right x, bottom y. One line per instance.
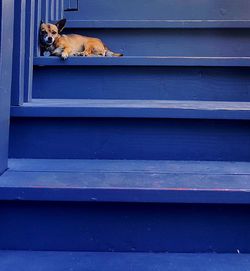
64, 0, 250, 23
9, 118, 250, 161
1, 159, 250, 203
34, 56, 250, 66
1, 251, 250, 271
4, 0, 250, 260
0, 0, 14, 174
10, 99, 250, 120
8, 159, 250, 174
36, 27, 250, 57
1, 201, 250, 252
11, 0, 26, 106
33, 0, 41, 57
65, 20, 250, 29
64, 0, 78, 11
32, 66, 250, 100
23, 0, 35, 102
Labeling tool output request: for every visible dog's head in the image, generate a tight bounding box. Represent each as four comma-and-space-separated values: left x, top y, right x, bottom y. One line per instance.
40, 19, 66, 46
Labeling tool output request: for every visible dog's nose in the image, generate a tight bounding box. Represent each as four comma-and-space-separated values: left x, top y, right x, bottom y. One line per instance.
47, 37, 53, 43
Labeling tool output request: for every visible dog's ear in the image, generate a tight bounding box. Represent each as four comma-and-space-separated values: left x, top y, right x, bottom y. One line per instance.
40, 20, 44, 28
55, 19, 66, 33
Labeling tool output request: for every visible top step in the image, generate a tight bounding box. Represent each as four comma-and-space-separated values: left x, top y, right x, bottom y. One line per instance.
63, 0, 250, 29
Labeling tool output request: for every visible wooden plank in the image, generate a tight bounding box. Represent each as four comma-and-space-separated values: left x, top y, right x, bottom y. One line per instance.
58, 0, 64, 20
11, 0, 26, 106
23, 0, 35, 102
50, 0, 55, 21
1, 251, 250, 271
2, 159, 250, 203
65, 19, 250, 29
41, 0, 49, 22
33, 0, 41, 57
1, 171, 250, 203
0, 0, 14, 174
8, 159, 250, 175
64, 0, 250, 22
9, 117, 250, 161
10, 99, 250, 120
32, 65, 250, 101
33, 56, 250, 67
3, 170, 250, 191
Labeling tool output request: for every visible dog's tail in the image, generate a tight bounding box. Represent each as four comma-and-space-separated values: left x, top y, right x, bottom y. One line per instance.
104, 45, 123, 57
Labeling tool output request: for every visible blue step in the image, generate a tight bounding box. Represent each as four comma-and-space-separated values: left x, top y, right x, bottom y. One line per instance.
1, 251, 250, 271
1, 160, 250, 252
1, 159, 250, 203
33, 59, 250, 100
64, 0, 250, 25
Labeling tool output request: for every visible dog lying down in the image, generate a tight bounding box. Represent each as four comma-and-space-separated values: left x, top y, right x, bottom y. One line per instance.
40, 19, 123, 59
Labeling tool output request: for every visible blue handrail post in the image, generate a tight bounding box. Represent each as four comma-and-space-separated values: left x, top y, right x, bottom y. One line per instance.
0, 0, 14, 174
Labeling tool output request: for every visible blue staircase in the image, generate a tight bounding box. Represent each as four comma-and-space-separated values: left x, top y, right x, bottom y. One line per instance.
1, 0, 250, 269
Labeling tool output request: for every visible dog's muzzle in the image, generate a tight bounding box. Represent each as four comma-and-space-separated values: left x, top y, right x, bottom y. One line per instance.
44, 36, 54, 45
41, 36, 54, 45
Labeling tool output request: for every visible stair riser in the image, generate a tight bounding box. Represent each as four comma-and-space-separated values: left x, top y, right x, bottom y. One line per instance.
62, 28, 250, 57
1, 201, 250, 252
65, 0, 250, 22
9, 117, 250, 160
33, 66, 250, 100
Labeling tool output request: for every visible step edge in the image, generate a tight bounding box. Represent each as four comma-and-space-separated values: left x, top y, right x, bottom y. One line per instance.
33, 56, 250, 67
10, 99, 250, 120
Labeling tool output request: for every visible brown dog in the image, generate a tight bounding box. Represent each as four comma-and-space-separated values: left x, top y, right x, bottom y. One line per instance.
40, 19, 123, 59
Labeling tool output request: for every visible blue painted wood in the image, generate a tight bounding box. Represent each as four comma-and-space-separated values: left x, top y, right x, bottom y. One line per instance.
8, 118, 250, 161
11, 0, 26, 106
23, 0, 35, 102
32, 66, 250, 101
9, 159, 250, 174
49, 0, 54, 21
59, 0, 64, 19
33, 0, 41, 57
38, 26, 250, 58
1, 251, 250, 271
34, 56, 250, 66
65, 20, 250, 29
1, 201, 250, 252
1, 159, 250, 204
41, 0, 49, 22
10, 99, 250, 120
64, 0, 78, 11
36, 27, 250, 57
0, 0, 14, 174
64, 0, 250, 22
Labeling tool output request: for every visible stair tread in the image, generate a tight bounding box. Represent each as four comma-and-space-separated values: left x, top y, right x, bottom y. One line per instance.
34, 56, 250, 66
1, 159, 250, 203
1, 251, 250, 271
11, 99, 250, 119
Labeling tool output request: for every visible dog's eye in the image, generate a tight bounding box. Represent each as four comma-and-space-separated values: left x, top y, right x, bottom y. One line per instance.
52, 31, 57, 35
41, 30, 46, 34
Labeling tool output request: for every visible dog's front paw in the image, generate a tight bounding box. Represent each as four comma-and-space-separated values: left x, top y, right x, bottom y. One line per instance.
61, 52, 69, 60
